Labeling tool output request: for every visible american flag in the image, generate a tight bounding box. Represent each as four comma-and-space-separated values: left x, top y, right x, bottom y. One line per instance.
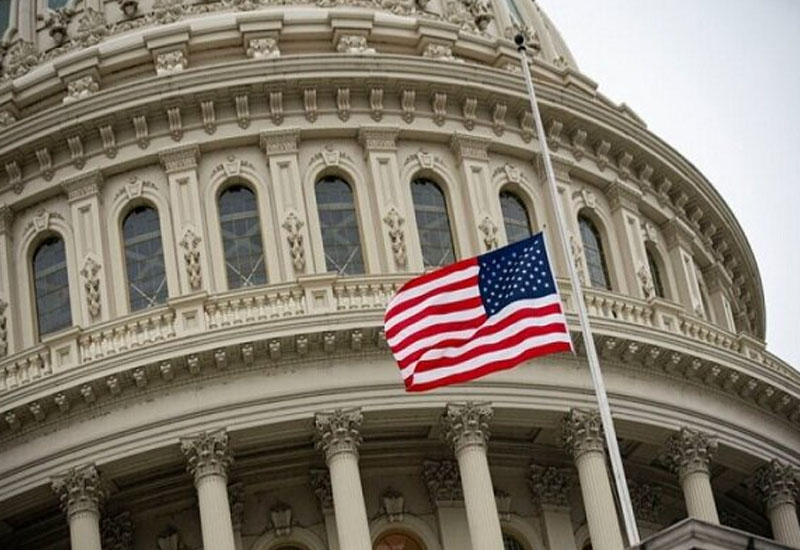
384, 233, 573, 392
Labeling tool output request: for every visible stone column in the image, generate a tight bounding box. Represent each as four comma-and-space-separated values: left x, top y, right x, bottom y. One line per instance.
754, 459, 800, 547
314, 408, 371, 550
663, 427, 719, 524
441, 402, 504, 550
560, 409, 625, 550
529, 464, 579, 550
180, 429, 237, 550
422, 459, 472, 550
51, 464, 106, 550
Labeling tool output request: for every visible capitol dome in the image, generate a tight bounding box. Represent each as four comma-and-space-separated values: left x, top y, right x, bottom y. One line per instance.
0, 1, 797, 550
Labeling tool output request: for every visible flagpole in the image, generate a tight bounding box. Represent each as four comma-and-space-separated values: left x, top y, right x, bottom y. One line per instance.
514, 34, 640, 546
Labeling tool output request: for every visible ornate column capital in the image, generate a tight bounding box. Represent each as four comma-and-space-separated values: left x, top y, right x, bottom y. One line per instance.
51, 464, 106, 519
560, 408, 604, 460
61, 170, 104, 202
606, 179, 642, 212
358, 127, 399, 151
101, 511, 134, 550
629, 480, 663, 523
159, 143, 200, 173
754, 459, 798, 511
441, 402, 493, 454
314, 408, 363, 462
310, 468, 334, 512
529, 464, 572, 509
260, 129, 300, 157
0, 203, 14, 236
422, 459, 463, 505
449, 132, 490, 162
663, 427, 718, 480
180, 429, 233, 482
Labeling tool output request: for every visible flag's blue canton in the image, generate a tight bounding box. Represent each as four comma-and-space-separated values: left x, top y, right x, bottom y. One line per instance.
478, 233, 556, 317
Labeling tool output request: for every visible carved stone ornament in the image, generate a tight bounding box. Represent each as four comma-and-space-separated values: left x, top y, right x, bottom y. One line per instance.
663, 427, 718, 480
228, 482, 244, 531
442, 402, 493, 453
180, 429, 233, 482
101, 512, 134, 550
64, 75, 100, 104
336, 35, 376, 55
422, 43, 458, 62
314, 408, 363, 461
628, 480, 663, 523
271, 501, 292, 536
0, 298, 8, 357
155, 50, 187, 75
383, 207, 407, 267
45, 8, 74, 46
753, 459, 799, 511
151, 0, 185, 25
478, 216, 499, 251
560, 408, 605, 460
156, 525, 184, 550
0, 110, 17, 127
81, 256, 103, 318
117, 0, 140, 18
247, 38, 280, 59
51, 464, 107, 518
2, 41, 40, 81
569, 234, 586, 286
73, 8, 108, 48
282, 211, 306, 273
179, 228, 203, 291
529, 464, 572, 508
495, 489, 512, 521
638, 264, 655, 300
382, 488, 404, 522
422, 459, 463, 503
310, 469, 333, 511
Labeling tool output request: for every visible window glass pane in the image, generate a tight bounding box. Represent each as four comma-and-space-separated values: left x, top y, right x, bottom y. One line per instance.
33, 237, 72, 336
500, 191, 532, 244
412, 178, 455, 269
48, 0, 69, 9
503, 533, 526, 550
646, 248, 666, 298
219, 185, 268, 288
0, 1, 10, 38
375, 533, 423, 550
579, 216, 611, 290
124, 206, 168, 311
316, 176, 364, 276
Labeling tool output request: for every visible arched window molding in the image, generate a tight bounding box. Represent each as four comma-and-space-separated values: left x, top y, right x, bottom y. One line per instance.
249, 525, 327, 550
122, 204, 168, 312
410, 176, 457, 270
499, 515, 545, 550
106, 177, 179, 317
313, 175, 365, 276
499, 187, 535, 244
578, 212, 612, 291
302, 151, 378, 276
370, 514, 442, 550
217, 183, 269, 289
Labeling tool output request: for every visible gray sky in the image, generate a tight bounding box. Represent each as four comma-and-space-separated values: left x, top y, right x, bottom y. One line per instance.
538, 0, 800, 368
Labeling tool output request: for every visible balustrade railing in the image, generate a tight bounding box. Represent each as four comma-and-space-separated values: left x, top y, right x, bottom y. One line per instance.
78, 307, 176, 363
205, 284, 306, 329
0, 346, 51, 393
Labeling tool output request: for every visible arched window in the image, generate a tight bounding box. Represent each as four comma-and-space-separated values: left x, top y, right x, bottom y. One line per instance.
33, 236, 72, 337
645, 247, 666, 299
219, 185, 268, 288
315, 176, 364, 275
500, 190, 532, 244
123, 206, 168, 311
578, 215, 611, 290
412, 178, 455, 269
502, 533, 527, 550
0, 1, 11, 38
374, 532, 424, 550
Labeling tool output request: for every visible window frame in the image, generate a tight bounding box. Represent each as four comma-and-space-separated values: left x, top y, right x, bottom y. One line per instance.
410, 176, 458, 270
120, 202, 169, 313
499, 187, 535, 245
314, 174, 366, 277
30, 232, 73, 339
578, 212, 612, 291
217, 182, 269, 289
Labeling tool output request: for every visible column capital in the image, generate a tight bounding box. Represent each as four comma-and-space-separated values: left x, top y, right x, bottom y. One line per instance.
61, 170, 104, 202
629, 480, 663, 523
529, 464, 572, 509
422, 459, 463, 505
441, 402, 493, 453
663, 427, 717, 479
358, 126, 399, 151
159, 143, 200, 173
180, 429, 233, 483
560, 408, 604, 460
260, 129, 300, 156
449, 132, 490, 162
101, 511, 134, 550
535, 152, 573, 183
51, 464, 106, 519
314, 408, 363, 461
662, 218, 696, 250
754, 459, 798, 511
309, 468, 334, 512
606, 179, 642, 212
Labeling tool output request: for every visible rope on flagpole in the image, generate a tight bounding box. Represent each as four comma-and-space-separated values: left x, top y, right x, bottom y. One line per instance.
514, 33, 641, 546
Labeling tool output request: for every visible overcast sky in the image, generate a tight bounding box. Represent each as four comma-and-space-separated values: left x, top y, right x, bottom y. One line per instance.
537, 0, 800, 368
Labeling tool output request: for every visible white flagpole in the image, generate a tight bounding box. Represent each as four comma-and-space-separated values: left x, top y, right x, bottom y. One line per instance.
515, 34, 640, 545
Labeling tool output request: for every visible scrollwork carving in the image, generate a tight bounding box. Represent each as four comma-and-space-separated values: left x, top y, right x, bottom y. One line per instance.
383, 207, 407, 267
81, 256, 102, 318
179, 228, 203, 291
282, 211, 306, 273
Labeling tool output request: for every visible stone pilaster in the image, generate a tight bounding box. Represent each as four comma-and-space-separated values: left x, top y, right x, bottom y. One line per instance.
663, 427, 719, 524
0, 203, 16, 356
560, 409, 624, 550
228, 482, 244, 550
101, 512, 134, 550
180, 429, 237, 550
662, 219, 704, 317
629, 480, 663, 537
310, 469, 339, 550
754, 460, 800, 547
442, 402, 504, 550
449, 133, 493, 256
529, 464, 578, 550
314, 409, 371, 550
422, 459, 471, 550
51, 464, 106, 550
606, 179, 644, 297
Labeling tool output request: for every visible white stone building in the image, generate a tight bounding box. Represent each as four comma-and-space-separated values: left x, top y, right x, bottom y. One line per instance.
0, 1, 797, 549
